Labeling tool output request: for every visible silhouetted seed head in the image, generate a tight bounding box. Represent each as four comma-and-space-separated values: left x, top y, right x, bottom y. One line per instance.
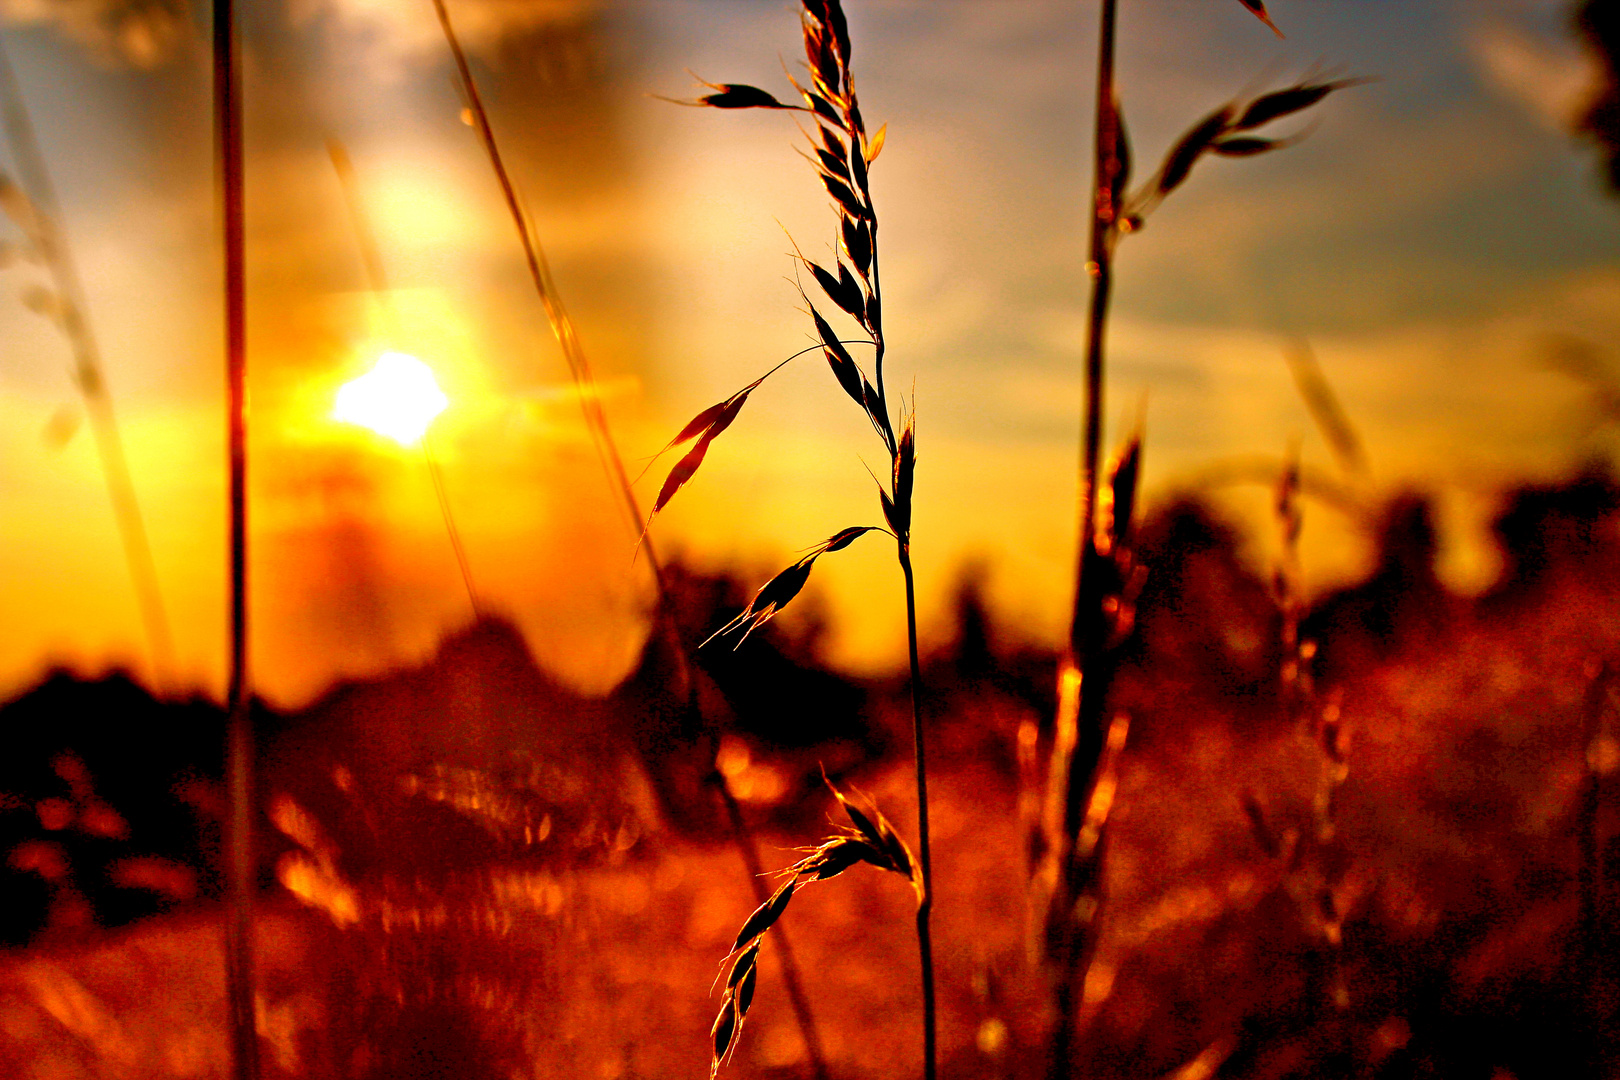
651, 390, 752, 518
737, 960, 758, 1013
816, 146, 847, 178
809, 260, 864, 317
669, 397, 734, 447
836, 263, 865, 318
850, 136, 869, 193
794, 836, 878, 879
707, 526, 882, 646
733, 880, 795, 951
861, 377, 883, 421
1159, 107, 1234, 196
710, 764, 916, 1075
842, 217, 872, 276
822, 173, 866, 219
823, 525, 879, 552
755, 560, 814, 614
809, 32, 840, 93
848, 100, 867, 139
809, 260, 842, 304
826, 345, 865, 404
728, 942, 760, 988
825, 778, 917, 882
894, 420, 916, 515
880, 486, 907, 536
811, 307, 856, 368
1235, 83, 1339, 131
1108, 95, 1132, 221
700, 83, 797, 110
808, 92, 842, 127
1212, 136, 1283, 157
653, 440, 710, 517
1108, 436, 1142, 549
821, 125, 848, 162
712, 1001, 738, 1071
823, 0, 852, 67
1235, 0, 1284, 36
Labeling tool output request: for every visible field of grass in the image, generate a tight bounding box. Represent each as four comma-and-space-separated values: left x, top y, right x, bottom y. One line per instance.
2, 1, 1620, 1078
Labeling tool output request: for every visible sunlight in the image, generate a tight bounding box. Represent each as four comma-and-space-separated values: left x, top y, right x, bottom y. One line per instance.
332, 351, 449, 446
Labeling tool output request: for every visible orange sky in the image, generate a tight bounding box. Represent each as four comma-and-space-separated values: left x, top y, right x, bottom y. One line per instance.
2, 0, 1619, 706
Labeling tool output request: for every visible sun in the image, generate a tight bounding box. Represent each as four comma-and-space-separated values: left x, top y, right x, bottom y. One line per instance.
333, 352, 450, 446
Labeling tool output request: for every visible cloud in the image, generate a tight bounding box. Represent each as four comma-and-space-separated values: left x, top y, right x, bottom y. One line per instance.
0, 0, 188, 68
289, 0, 596, 70
1466, 13, 1600, 131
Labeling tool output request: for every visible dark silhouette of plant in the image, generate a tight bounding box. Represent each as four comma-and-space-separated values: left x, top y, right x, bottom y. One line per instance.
1035, 3, 1361, 1077
650, 1, 938, 1075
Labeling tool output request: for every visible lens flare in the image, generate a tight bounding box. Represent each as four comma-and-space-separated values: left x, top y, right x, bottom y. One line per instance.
333, 352, 449, 446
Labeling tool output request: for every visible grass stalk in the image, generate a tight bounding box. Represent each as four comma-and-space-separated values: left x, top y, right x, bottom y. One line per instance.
662, 5, 936, 1073
1045, 2, 1120, 1074
326, 141, 482, 619
0, 39, 176, 690
213, 0, 257, 1077
1073, 0, 1119, 624
426, 4, 830, 1071
1041, 5, 1352, 1072
422, 432, 482, 618
902, 545, 937, 1080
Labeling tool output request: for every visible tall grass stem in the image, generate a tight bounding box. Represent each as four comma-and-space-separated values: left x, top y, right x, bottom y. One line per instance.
213, 0, 257, 1076
901, 544, 937, 1080
428, 3, 829, 1068
1050, 2, 1119, 1075
423, 433, 481, 618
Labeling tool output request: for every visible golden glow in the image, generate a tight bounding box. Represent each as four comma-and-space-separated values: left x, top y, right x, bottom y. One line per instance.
332, 352, 449, 446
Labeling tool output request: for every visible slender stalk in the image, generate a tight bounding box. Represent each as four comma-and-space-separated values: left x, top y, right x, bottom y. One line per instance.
428, 3, 830, 1068
428, 0, 648, 565
680, 7, 934, 1074
214, 0, 257, 1077
900, 544, 937, 1080
1049, 2, 1119, 1076
422, 433, 481, 618
0, 40, 176, 689
428, 0, 685, 674
1072, 0, 1118, 644
326, 141, 481, 620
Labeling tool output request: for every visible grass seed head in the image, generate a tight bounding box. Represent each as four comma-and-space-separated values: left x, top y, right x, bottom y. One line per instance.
700, 83, 798, 110
1236, 0, 1284, 36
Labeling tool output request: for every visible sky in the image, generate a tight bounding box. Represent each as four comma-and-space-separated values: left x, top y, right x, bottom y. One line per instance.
0, 0, 1617, 705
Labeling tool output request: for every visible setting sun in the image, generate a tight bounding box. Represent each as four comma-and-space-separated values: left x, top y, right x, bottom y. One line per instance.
332, 351, 449, 446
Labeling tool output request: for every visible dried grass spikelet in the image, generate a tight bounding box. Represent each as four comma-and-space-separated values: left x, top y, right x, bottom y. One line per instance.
710, 777, 918, 1076
702, 526, 886, 648
1118, 75, 1368, 233
1235, 0, 1285, 37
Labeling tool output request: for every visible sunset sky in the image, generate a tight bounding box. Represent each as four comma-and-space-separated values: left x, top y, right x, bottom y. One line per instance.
0, 0, 1617, 705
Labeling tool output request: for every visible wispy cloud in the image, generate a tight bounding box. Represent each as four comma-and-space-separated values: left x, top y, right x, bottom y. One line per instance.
1465, 5, 1600, 131
0, 0, 188, 68
288, 0, 595, 73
